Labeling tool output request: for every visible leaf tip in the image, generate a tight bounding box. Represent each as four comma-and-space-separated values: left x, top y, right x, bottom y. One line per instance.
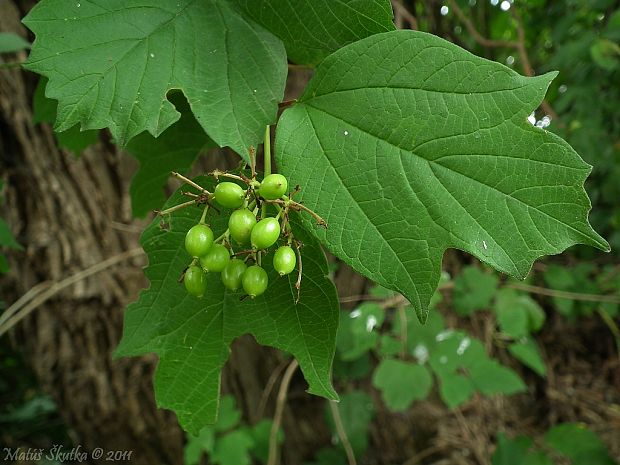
307, 384, 339, 402
414, 306, 430, 325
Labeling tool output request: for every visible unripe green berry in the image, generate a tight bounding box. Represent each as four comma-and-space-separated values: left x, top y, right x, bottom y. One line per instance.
184, 265, 208, 297
251, 217, 281, 250
199, 244, 230, 272
185, 224, 214, 257
221, 258, 247, 291
259, 174, 288, 200
214, 182, 245, 209
273, 246, 297, 276
242, 265, 268, 298
229, 208, 257, 244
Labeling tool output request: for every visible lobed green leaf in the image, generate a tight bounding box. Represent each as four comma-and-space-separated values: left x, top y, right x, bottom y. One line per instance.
23, 0, 287, 157
233, 0, 395, 66
276, 30, 609, 321
125, 94, 215, 218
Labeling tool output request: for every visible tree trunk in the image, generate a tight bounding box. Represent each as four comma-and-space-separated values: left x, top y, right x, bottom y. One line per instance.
1, 3, 185, 463
0, 1, 425, 462
0, 3, 370, 465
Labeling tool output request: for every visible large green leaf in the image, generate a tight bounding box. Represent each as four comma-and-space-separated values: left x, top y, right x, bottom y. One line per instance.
115, 178, 339, 433
276, 30, 609, 320
23, 0, 287, 157
234, 0, 395, 66
125, 94, 215, 218
32, 77, 100, 157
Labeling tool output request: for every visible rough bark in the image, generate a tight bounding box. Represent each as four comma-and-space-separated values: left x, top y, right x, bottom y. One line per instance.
1, 2, 185, 463
0, 3, 368, 465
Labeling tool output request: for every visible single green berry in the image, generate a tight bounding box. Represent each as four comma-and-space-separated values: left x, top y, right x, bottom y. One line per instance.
214, 182, 245, 209
199, 244, 230, 272
229, 208, 257, 244
221, 258, 247, 291
184, 265, 208, 297
242, 265, 269, 298
259, 174, 288, 200
273, 246, 297, 276
185, 224, 214, 257
251, 217, 281, 250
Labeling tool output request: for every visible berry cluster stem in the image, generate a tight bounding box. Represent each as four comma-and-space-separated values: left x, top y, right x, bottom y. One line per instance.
262, 125, 272, 220
171, 171, 212, 196
214, 230, 229, 244
157, 199, 197, 216
199, 204, 209, 224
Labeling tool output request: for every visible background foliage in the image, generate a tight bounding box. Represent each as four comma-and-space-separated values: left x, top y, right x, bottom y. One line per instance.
1, 0, 619, 464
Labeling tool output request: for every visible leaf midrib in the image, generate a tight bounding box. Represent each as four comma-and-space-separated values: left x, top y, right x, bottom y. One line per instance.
304, 106, 422, 310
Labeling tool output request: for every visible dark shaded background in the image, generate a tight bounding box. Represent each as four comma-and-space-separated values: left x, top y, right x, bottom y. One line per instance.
1, 0, 619, 464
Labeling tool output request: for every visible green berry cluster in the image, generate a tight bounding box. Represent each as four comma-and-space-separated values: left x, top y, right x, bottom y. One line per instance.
180, 173, 307, 300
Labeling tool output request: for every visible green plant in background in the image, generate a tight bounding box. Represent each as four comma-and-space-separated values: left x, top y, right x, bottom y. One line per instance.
16, 0, 613, 441
493, 423, 617, 465
453, 266, 547, 376
184, 395, 283, 465
543, 263, 619, 320
335, 281, 526, 413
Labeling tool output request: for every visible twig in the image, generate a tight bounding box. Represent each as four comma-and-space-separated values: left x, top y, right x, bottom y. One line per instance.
249, 146, 257, 179
448, 0, 518, 48
232, 249, 255, 257
450, 0, 561, 124
391, 0, 419, 30
380, 293, 409, 310
511, 7, 534, 76
266, 199, 327, 228
507, 282, 620, 304
287, 63, 310, 71
453, 408, 487, 465
510, 8, 561, 123
278, 99, 297, 110
267, 359, 299, 465
596, 308, 620, 358
329, 400, 358, 465
340, 280, 620, 307
294, 243, 303, 303
398, 306, 408, 357
257, 360, 290, 420
170, 171, 211, 195
0, 280, 52, 328
0, 248, 144, 337
156, 199, 197, 216
109, 221, 146, 234
294, 202, 327, 227
209, 169, 252, 184
401, 444, 445, 465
